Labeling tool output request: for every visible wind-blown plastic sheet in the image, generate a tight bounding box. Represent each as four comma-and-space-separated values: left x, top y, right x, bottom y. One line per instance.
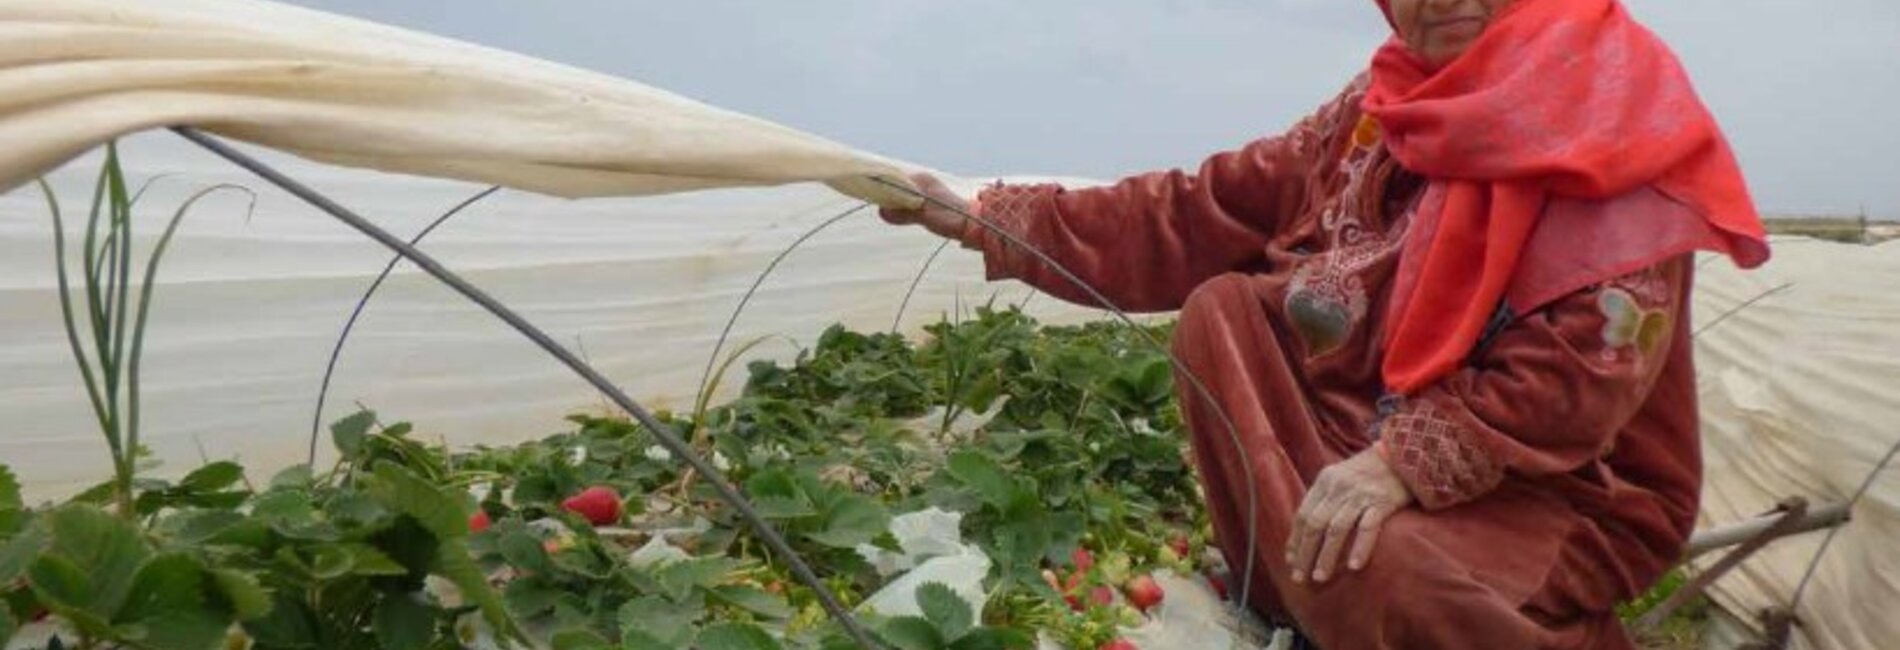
1690, 239, 1900, 650
0, 0, 919, 207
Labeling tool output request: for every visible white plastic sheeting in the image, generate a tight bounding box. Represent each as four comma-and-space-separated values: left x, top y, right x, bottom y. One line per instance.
0, 0, 919, 207
1691, 239, 1900, 650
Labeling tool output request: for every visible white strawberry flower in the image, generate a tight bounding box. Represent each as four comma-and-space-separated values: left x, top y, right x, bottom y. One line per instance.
221, 624, 254, 650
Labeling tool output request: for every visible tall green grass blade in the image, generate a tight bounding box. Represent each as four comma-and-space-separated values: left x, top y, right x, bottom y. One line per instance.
107, 145, 135, 436
35, 180, 111, 439
692, 335, 775, 425
127, 185, 256, 469
80, 158, 113, 412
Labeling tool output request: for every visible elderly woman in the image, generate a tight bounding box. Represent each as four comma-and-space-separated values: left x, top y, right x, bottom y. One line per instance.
882, 0, 1770, 648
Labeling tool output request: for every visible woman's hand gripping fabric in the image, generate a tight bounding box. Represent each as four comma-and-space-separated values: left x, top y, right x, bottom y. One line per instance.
1288, 447, 1416, 584
878, 173, 970, 241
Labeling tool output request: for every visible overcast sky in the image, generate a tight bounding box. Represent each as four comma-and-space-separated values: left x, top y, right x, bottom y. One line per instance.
283, 0, 1899, 218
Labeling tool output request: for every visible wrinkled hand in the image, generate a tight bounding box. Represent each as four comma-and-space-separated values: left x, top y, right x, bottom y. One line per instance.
1287, 447, 1415, 584
877, 173, 969, 241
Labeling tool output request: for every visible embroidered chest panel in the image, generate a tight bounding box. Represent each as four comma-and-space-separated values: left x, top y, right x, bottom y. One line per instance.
1285, 110, 1412, 359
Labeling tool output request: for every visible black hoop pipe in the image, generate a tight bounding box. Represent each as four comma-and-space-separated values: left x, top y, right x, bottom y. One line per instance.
170, 127, 885, 650
309, 185, 502, 465
891, 239, 952, 333
695, 203, 869, 409
1788, 434, 1900, 613
867, 176, 1265, 617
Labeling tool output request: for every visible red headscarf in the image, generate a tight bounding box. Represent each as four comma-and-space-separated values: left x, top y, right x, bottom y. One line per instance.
1366, 0, 1769, 395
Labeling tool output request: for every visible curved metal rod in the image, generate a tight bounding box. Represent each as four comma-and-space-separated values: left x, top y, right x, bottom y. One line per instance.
891, 240, 1040, 332
867, 176, 1265, 616
170, 127, 886, 650
1693, 282, 1794, 339
694, 203, 870, 411
1788, 434, 1900, 614
308, 185, 502, 466
891, 238, 952, 333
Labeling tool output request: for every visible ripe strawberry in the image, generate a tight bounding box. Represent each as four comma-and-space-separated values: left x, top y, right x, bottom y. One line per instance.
560, 486, 622, 526
1088, 585, 1116, 608
1099, 639, 1137, 650
468, 510, 492, 533
1124, 574, 1164, 613
1072, 547, 1095, 573
1168, 536, 1190, 558
1204, 569, 1229, 601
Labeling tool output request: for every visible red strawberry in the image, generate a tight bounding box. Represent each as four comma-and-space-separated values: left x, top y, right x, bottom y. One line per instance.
1088, 585, 1116, 608
468, 510, 492, 533
1099, 639, 1138, 650
1203, 569, 1229, 601
1168, 536, 1190, 558
1063, 570, 1084, 594
1124, 574, 1164, 613
560, 486, 622, 526
1072, 547, 1095, 573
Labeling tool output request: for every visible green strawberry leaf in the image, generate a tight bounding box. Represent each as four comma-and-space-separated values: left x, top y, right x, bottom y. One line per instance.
551, 628, 613, 650
948, 627, 1034, 650
0, 606, 16, 649
0, 465, 21, 537
804, 495, 888, 549
0, 522, 48, 585
620, 629, 673, 650
115, 554, 228, 650
372, 593, 435, 650
709, 585, 793, 620
345, 544, 408, 576
946, 452, 1019, 512
267, 466, 313, 491
916, 582, 972, 641
502, 579, 563, 618
210, 568, 273, 621
36, 505, 148, 614
655, 556, 742, 602
331, 411, 376, 457
361, 462, 467, 540
177, 462, 245, 493
750, 496, 818, 520
617, 593, 702, 647
242, 594, 319, 648
875, 616, 944, 650
696, 622, 782, 650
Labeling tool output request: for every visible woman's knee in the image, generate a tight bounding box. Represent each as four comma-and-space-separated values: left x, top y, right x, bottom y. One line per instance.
1173, 273, 1260, 358
1180, 273, 1258, 325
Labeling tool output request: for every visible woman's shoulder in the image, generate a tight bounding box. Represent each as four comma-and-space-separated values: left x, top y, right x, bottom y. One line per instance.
1303, 73, 1374, 137
1506, 185, 1713, 312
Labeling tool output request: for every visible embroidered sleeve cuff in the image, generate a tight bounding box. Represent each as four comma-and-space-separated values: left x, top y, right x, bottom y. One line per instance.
1378, 400, 1506, 510
968, 183, 1058, 282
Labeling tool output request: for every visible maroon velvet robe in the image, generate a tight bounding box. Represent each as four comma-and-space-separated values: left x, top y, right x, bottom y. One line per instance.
960, 76, 1700, 649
